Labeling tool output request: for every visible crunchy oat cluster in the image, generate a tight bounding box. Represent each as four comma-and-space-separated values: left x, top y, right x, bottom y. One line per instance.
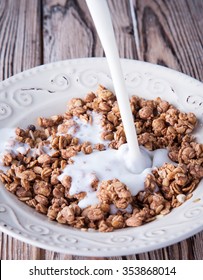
0, 85, 203, 232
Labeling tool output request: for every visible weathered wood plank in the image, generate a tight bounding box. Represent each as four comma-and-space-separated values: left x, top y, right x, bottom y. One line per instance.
130, 0, 203, 81
42, 0, 102, 62
0, 0, 42, 80
107, 0, 138, 59
42, 0, 137, 62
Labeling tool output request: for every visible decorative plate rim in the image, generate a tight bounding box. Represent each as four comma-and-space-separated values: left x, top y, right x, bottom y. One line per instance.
0, 57, 203, 257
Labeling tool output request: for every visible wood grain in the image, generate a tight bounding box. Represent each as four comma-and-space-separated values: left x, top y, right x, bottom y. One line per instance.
42, 0, 103, 62
0, 0, 42, 80
131, 0, 203, 81
0, 0, 203, 260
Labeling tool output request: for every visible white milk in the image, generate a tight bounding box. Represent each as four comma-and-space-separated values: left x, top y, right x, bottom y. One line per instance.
0, 128, 34, 158
57, 111, 109, 146
110, 204, 133, 214
58, 144, 174, 209
0, 128, 55, 170
0, 128, 16, 153
0, 128, 17, 172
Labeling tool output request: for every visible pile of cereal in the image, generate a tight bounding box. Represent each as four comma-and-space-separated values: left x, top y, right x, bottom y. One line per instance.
0, 85, 203, 232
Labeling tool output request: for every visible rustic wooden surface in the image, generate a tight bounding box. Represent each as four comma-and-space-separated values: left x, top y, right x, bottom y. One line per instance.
0, 0, 203, 260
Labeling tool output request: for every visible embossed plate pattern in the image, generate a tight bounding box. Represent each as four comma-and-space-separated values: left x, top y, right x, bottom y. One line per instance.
0, 58, 203, 257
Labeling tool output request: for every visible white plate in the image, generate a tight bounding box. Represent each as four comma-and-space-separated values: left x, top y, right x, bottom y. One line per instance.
0, 58, 203, 257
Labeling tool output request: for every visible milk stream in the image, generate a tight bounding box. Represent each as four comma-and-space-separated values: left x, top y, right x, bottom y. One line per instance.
86, 0, 147, 173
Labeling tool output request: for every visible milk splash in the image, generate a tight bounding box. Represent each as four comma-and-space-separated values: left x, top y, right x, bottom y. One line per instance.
58, 144, 174, 209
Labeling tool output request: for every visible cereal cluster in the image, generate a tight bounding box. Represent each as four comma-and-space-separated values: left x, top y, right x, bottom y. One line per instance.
0, 85, 202, 232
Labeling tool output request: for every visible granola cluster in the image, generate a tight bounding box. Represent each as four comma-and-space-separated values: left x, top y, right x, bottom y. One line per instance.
0, 85, 202, 232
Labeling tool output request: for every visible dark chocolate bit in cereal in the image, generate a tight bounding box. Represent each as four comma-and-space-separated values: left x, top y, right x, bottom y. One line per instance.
27, 124, 36, 131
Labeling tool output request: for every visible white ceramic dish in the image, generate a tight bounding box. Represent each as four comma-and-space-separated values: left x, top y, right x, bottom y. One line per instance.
0, 58, 203, 257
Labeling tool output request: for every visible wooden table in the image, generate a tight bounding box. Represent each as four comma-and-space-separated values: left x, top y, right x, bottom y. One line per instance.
0, 0, 203, 260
